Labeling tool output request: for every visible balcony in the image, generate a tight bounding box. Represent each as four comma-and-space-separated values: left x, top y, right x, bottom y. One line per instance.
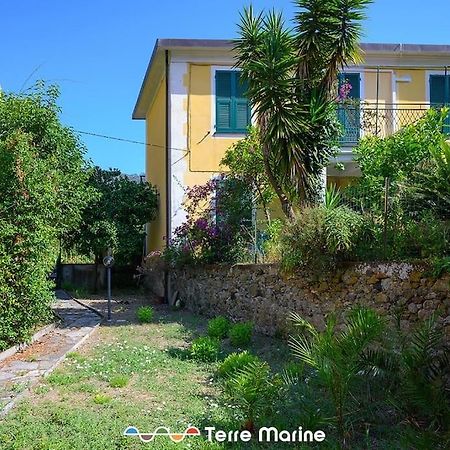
338, 103, 449, 146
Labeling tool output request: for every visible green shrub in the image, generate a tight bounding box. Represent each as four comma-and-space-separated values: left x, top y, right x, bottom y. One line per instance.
430, 256, 450, 277
354, 108, 446, 181
217, 351, 261, 379
229, 322, 253, 347
395, 212, 449, 259
93, 393, 111, 405
136, 306, 154, 323
281, 361, 304, 384
224, 361, 283, 431
281, 205, 363, 272
0, 85, 93, 350
207, 316, 230, 339
109, 375, 130, 388
366, 318, 450, 433
189, 336, 220, 362
261, 218, 283, 261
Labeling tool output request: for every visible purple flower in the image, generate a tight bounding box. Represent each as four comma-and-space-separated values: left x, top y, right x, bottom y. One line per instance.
208, 226, 220, 238
195, 218, 208, 230
338, 80, 352, 101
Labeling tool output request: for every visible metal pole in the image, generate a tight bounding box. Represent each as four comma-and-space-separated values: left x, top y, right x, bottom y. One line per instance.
56, 236, 62, 289
375, 66, 380, 136
383, 177, 390, 258
252, 195, 257, 264
107, 266, 112, 321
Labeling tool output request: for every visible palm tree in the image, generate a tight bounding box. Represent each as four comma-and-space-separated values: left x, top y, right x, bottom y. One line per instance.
234, 0, 372, 218
289, 307, 385, 443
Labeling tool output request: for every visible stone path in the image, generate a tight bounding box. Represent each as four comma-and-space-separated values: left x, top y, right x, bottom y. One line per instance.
0, 290, 102, 415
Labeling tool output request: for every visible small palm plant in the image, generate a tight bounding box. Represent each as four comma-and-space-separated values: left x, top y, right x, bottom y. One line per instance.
397, 319, 450, 431
224, 361, 283, 433
363, 317, 450, 432
289, 307, 384, 441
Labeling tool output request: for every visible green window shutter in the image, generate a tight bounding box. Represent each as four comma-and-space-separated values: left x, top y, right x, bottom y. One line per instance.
430, 75, 450, 134
235, 99, 251, 131
430, 75, 450, 105
339, 72, 360, 99
216, 71, 233, 132
234, 72, 251, 132
215, 70, 250, 133
338, 72, 361, 144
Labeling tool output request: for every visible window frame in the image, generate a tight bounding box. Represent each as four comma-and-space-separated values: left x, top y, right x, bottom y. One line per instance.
211, 66, 251, 137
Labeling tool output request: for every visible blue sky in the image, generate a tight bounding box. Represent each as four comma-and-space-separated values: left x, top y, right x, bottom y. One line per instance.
2, 0, 450, 174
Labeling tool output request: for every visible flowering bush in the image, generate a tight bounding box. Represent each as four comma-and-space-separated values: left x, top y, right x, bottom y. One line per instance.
338, 79, 353, 101
164, 176, 253, 266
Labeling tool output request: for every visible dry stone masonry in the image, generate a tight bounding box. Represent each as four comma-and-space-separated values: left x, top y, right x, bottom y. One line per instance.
170, 263, 450, 338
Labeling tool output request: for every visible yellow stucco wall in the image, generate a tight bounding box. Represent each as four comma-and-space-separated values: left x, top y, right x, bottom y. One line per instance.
363, 71, 394, 137
396, 69, 428, 127
396, 69, 426, 105
144, 63, 433, 249
364, 71, 393, 104
187, 64, 243, 176
146, 77, 167, 252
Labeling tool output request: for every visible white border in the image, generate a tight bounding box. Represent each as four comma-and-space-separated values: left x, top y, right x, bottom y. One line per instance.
169, 61, 189, 236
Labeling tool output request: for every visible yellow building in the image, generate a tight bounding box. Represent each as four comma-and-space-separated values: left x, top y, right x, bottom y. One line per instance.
133, 39, 450, 252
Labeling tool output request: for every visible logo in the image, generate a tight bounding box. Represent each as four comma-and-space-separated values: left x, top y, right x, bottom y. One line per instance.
124, 425, 201, 443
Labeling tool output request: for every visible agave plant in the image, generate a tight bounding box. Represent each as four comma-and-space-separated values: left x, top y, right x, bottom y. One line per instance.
324, 184, 342, 209
234, 0, 372, 215
289, 307, 384, 441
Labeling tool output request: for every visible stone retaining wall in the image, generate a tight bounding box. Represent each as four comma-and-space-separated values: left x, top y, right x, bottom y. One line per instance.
170, 263, 450, 337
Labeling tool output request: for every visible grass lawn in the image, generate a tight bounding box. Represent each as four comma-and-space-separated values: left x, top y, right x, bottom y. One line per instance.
0, 297, 434, 449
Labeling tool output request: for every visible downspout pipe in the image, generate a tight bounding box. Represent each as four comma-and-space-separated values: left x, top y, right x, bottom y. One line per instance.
164, 49, 172, 304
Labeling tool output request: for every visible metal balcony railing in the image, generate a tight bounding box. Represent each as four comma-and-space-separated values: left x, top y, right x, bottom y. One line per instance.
338, 103, 450, 145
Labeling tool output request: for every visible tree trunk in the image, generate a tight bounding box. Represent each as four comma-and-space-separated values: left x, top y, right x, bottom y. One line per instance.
261, 144, 294, 220
258, 115, 294, 220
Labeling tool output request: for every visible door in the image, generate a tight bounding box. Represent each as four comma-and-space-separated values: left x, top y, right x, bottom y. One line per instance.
338, 73, 361, 144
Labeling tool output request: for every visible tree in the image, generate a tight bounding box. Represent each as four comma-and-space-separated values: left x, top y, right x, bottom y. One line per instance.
234, 0, 371, 217
66, 167, 158, 267
354, 108, 446, 181
289, 307, 385, 443
0, 84, 93, 349
221, 126, 275, 223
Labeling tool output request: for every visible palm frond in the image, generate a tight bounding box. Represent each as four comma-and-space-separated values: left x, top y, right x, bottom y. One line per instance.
289, 334, 318, 368
289, 311, 318, 337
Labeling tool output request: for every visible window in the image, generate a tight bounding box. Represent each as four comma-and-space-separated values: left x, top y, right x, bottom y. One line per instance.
215, 70, 251, 133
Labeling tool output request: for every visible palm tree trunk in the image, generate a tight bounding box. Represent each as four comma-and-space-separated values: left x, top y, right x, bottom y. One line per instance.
261, 144, 294, 220
258, 116, 294, 220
